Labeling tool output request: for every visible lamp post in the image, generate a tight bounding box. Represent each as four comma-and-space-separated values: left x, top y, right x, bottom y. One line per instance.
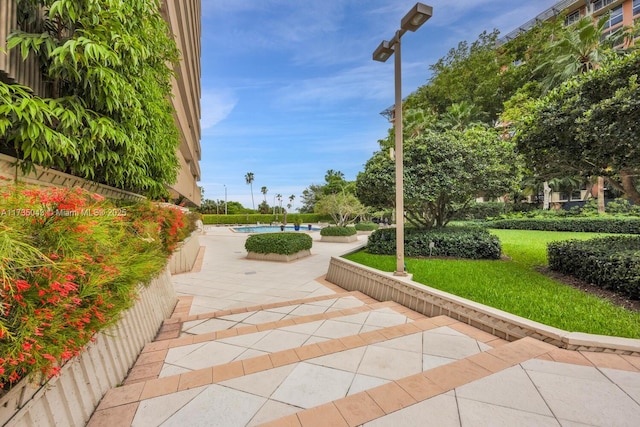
224, 184, 228, 215
373, 3, 432, 276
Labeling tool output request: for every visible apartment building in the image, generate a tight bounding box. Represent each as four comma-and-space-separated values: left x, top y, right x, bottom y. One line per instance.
501, 0, 640, 43
0, 0, 202, 206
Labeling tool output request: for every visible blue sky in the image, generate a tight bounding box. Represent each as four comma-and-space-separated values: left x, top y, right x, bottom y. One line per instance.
198, 0, 558, 210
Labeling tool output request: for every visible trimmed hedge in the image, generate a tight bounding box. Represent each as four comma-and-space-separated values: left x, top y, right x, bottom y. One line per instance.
487, 217, 640, 234
548, 236, 640, 299
245, 233, 312, 255
203, 213, 328, 225
355, 222, 379, 231
367, 227, 501, 260
320, 226, 357, 236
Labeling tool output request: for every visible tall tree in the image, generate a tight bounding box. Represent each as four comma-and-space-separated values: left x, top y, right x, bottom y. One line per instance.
244, 172, 255, 210
261, 186, 268, 202
527, 15, 626, 212
357, 127, 521, 228
509, 51, 640, 205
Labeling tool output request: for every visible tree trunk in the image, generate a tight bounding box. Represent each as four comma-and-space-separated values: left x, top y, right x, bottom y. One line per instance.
620, 170, 640, 205
543, 181, 551, 210
597, 176, 605, 214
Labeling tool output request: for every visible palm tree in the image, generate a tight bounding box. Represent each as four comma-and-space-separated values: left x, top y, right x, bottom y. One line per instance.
288, 194, 295, 211
245, 172, 255, 210
437, 101, 486, 131
537, 16, 610, 92
261, 186, 268, 203
536, 15, 615, 213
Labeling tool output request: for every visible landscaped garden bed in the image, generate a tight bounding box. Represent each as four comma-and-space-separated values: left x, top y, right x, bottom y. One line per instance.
320, 226, 358, 243
245, 232, 313, 262
0, 181, 196, 393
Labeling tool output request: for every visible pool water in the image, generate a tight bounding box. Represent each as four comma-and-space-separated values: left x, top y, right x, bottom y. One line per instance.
233, 225, 320, 233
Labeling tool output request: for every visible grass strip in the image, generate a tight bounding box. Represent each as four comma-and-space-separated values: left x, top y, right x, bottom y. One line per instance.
344, 229, 640, 338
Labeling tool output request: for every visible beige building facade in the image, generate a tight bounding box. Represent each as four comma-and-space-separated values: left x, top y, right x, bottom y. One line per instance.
0, 0, 202, 205
162, 0, 203, 206
501, 0, 640, 43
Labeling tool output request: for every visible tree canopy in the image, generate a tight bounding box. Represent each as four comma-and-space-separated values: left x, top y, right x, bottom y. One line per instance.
0, 0, 180, 198
357, 127, 520, 228
508, 51, 640, 204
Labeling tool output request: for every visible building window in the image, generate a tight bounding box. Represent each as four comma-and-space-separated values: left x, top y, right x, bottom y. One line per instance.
634, 0, 640, 16
603, 5, 624, 30
570, 190, 583, 201
592, 0, 615, 12
565, 10, 581, 26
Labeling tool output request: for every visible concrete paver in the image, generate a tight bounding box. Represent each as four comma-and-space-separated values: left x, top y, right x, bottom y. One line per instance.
88, 227, 640, 427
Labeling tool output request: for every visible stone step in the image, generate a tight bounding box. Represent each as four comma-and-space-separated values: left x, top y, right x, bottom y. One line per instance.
125, 298, 428, 385
154, 291, 378, 341
88, 292, 512, 427
260, 337, 558, 427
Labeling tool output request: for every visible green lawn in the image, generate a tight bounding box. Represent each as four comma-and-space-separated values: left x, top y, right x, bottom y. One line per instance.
344, 229, 640, 338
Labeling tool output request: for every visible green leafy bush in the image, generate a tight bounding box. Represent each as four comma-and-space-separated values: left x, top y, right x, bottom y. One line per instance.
367, 227, 501, 260
354, 222, 379, 231
320, 226, 357, 236
548, 236, 640, 299
245, 233, 312, 255
487, 217, 640, 234
453, 202, 507, 220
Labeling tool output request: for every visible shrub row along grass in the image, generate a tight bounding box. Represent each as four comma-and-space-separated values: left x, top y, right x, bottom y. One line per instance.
320, 226, 357, 237
0, 183, 194, 391
366, 227, 501, 260
245, 233, 312, 255
344, 229, 640, 338
202, 213, 329, 225
487, 217, 640, 234
548, 236, 640, 299
354, 222, 379, 231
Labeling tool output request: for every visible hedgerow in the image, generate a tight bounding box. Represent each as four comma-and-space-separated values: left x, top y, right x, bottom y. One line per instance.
202, 214, 327, 225
548, 236, 640, 299
487, 217, 640, 234
366, 227, 501, 260
354, 222, 379, 231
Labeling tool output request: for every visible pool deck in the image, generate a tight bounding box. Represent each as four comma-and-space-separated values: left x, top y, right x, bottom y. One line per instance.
87, 226, 640, 427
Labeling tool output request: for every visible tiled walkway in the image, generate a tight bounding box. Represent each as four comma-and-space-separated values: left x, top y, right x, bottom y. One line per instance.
87, 227, 640, 427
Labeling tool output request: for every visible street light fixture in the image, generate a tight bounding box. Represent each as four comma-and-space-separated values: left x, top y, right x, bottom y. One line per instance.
373, 2, 432, 276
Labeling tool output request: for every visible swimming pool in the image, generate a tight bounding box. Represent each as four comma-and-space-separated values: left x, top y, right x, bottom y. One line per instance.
232, 225, 320, 233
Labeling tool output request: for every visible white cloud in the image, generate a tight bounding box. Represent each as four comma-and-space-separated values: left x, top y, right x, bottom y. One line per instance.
200, 90, 237, 131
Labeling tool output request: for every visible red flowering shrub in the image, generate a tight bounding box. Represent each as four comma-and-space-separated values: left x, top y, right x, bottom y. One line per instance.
0, 182, 191, 392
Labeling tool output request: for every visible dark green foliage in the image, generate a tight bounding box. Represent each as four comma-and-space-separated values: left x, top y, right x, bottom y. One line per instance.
245, 233, 312, 255
367, 227, 501, 260
354, 222, 379, 231
548, 237, 640, 299
357, 128, 520, 229
202, 214, 327, 225
453, 202, 508, 220
510, 51, 640, 204
488, 218, 640, 234
320, 226, 357, 237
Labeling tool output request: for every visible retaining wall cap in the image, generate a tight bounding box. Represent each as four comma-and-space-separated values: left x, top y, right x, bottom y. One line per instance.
563, 332, 640, 353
